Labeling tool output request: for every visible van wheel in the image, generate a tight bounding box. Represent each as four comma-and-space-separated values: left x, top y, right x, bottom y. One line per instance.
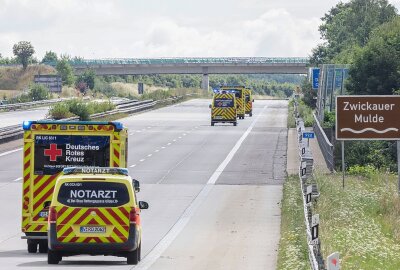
39, 241, 48, 253
48, 250, 61, 264
211, 122, 214, 126
27, 241, 37, 253
233, 122, 237, 126
127, 246, 140, 265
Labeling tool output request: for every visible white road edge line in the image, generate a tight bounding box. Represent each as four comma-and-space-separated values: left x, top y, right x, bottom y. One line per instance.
0, 148, 23, 157
134, 105, 267, 270
13, 177, 22, 182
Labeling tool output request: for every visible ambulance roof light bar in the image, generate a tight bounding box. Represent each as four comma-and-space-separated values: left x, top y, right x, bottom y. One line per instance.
21, 121, 124, 131
63, 167, 129, 176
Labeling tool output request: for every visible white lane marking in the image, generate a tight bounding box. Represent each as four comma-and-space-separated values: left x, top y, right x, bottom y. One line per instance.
129, 133, 134, 135
207, 105, 266, 184
130, 164, 136, 168
161, 146, 166, 149
173, 139, 176, 142
183, 133, 186, 136
0, 148, 22, 157
178, 137, 182, 139
139, 159, 145, 162
13, 177, 22, 182
154, 149, 159, 153
137, 130, 141, 133
147, 154, 152, 157
135, 105, 267, 270
167, 143, 171, 146
147, 127, 151, 129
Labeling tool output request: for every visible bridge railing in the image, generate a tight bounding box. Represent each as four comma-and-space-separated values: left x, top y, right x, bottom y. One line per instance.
43, 57, 309, 66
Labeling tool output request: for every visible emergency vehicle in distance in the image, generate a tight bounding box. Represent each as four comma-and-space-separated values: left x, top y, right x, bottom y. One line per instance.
244, 88, 254, 117
21, 121, 128, 254
220, 86, 246, 119
47, 167, 148, 265
209, 90, 237, 126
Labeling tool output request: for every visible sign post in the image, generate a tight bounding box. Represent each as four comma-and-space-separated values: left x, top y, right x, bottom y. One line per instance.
398, 141, 400, 194
310, 214, 319, 245
336, 95, 400, 192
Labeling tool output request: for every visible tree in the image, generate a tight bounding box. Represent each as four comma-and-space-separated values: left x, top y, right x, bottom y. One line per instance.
346, 17, 400, 95
310, 0, 398, 64
76, 69, 96, 93
56, 58, 75, 86
12, 41, 35, 70
41, 51, 58, 64
29, 84, 50, 101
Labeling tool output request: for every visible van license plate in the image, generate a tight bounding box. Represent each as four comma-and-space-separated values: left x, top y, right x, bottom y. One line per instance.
80, 226, 106, 233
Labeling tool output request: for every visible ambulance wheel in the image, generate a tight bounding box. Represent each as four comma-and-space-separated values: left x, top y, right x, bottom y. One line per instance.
127, 246, 140, 265
39, 241, 48, 253
250, 112, 252, 117
138, 243, 142, 261
211, 122, 214, 126
27, 241, 37, 253
48, 250, 61, 264
233, 122, 237, 126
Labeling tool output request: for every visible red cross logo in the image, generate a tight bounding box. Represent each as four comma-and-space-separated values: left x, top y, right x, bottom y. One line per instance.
44, 144, 62, 162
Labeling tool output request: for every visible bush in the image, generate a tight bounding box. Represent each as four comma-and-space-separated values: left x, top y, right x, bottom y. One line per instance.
348, 165, 379, 178
48, 103, 73, 119
67, 99, 92, 121
87, 101, 115, 114
323, 111, 335, 128
29, 84, 49, 101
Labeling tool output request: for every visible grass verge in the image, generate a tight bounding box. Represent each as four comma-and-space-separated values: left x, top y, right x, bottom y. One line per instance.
314, 170, 400, 270
277, 174, 309, 270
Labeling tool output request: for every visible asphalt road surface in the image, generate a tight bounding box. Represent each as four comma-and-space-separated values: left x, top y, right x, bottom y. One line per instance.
0, 99, 288, 270
0, 107, 49, 128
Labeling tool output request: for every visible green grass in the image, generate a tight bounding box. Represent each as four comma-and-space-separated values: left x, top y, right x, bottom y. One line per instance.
314, 170, 400, 270
277, 175, 309, 270
287, 100, 296, 128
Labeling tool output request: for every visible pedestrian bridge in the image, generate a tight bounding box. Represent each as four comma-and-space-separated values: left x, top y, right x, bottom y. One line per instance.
61, 57, 309, 89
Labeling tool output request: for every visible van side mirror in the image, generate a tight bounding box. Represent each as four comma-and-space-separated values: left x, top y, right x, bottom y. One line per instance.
133, 179, 140, 192
43, 201, 51, 209
138, 201, 149, 209
209, 104, 212, 109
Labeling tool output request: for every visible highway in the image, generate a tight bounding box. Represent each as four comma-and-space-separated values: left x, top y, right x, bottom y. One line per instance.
0, 107, 48, 128
0, 99, 288, 270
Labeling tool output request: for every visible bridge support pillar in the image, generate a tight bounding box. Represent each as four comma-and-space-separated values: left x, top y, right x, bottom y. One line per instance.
201, 74, 209, 91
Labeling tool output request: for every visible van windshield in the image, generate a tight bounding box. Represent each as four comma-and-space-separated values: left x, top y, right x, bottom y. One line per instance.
214, 98, 234, 108
57, 181, 130, 207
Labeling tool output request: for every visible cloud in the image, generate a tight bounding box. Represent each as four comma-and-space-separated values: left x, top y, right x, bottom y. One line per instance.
0, 1, 321, 58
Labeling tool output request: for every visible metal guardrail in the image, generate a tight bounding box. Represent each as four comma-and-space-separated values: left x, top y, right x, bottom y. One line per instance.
294, 100, 326, 270
313, 113, 335, 172
0, 95, 189, 143
0, 98, 74, 111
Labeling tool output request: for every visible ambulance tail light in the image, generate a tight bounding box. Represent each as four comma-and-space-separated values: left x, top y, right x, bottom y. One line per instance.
48, 206, 57, 224
129, 208, 139, 225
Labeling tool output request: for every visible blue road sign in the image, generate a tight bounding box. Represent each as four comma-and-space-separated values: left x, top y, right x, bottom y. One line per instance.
303, 132, 315, 139
312, 68, 320, 90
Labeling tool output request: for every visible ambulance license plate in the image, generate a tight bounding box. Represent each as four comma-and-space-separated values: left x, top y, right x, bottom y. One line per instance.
215, 116, 223, 119
80, 226, 106, 233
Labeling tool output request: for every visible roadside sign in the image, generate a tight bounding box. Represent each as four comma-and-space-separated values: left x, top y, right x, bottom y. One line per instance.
311, 68, 320, 90
306, 185, 312, 205
310, 214, 319, 245
303, 132, 315, 139
327, 252, 340, 270
336, 95, 400, 140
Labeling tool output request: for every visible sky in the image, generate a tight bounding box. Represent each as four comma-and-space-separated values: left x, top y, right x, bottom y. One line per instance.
0, 0, 399, 59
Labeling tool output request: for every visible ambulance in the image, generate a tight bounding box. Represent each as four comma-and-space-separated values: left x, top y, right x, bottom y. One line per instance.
244, 88, 254, 117
20, 121, 128, 253
210, 91, 237, 126
47, 167, 148, 265
220, 86, 246, 119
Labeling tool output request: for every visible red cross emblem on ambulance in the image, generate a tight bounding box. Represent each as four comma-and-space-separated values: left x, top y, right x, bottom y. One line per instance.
44, 144, 62, 161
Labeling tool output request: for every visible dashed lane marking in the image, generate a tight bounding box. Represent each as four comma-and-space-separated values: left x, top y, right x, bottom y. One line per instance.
130, 164, 136, 168
13, 177, 22, 182
139, 159, 145, 162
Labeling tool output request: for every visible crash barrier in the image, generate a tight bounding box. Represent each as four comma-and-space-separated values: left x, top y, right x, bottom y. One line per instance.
294, 100, 327, 270
0, 95, 191, 144
0, 97, 75, 111
313, 113, 334, 172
